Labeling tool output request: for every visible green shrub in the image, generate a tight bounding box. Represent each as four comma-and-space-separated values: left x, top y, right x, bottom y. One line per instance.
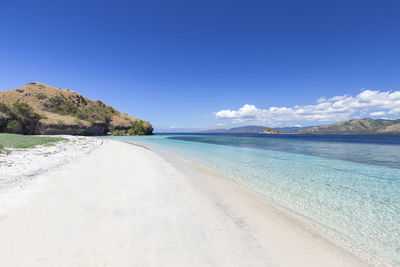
127, 128, 134, 135
12, 100, 41, 120
0, 102, 10, 113
48, 95, 79, 115
47, 95, 116, 125
111, 121, 148, 136
36, 93, 47, 100
75, 106, 112, 123
0, 101, 41, 134
6, 120, 17, 132
111, 129, 126, 136
129, 120, 146, 135
106, 106, 117, 114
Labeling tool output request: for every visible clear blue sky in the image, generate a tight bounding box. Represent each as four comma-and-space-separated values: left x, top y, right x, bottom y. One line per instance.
1, 0, 399, 131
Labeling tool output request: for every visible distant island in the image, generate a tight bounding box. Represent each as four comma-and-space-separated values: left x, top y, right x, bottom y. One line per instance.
0, 82, 153, 135
260, 128, 280, 134
201, 118, 400, 134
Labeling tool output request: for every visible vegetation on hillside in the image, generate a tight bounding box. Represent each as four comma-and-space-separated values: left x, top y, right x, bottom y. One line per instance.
111, 120, 149, 136
0, 133, 67, 153
35, 92, 47, 100
0, 101, 41, 134
47, 95, 117, 124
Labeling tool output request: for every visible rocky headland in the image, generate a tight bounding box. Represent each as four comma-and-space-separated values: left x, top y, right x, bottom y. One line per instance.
0, 82, 153, 136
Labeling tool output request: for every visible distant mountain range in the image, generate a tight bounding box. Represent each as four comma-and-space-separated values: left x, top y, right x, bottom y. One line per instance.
200, 125, 312, 133
300, 118, 400, 134
200, 118, 400, 134
273, 126, 315, 132
200, 126, 267, 133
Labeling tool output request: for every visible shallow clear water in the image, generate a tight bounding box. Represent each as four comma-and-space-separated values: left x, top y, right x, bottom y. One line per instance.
107, 134, 400, 265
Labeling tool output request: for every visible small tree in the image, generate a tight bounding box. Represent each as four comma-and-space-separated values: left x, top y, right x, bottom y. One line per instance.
130, 120, 146, 135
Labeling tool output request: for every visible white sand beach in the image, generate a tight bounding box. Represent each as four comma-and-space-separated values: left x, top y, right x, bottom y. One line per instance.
0, 139, 367, 267
0, 136, 102, 190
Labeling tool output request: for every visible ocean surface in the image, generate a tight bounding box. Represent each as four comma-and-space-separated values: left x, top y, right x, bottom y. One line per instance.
108, 134, 400, 265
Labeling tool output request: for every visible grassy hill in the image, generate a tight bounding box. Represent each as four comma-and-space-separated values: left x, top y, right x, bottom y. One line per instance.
301, 118, 400, 134
0, 82, 153, 135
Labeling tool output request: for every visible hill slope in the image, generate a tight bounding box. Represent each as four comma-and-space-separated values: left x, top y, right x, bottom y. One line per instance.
0, 82, 153, 135
301, 118, 400, 134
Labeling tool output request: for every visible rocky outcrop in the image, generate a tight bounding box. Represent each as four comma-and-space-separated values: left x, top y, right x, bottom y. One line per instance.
260, 128, 279, 134
35, 122, 108, 135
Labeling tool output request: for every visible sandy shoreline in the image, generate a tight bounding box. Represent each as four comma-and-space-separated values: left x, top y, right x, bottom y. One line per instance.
0, 138, 367, 266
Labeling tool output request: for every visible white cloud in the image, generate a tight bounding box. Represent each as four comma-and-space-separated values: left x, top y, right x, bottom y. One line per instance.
370, 111, 386, 116
215, 90, 400, 126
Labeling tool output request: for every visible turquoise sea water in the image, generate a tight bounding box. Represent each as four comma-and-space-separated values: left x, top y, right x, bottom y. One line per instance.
108, 134, 400, 265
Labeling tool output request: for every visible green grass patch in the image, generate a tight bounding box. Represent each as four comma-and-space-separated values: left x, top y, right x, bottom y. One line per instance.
0, 133, 68, 153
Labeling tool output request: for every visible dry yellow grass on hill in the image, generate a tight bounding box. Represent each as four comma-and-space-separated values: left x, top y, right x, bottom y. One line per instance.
0, 82, 153, 135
